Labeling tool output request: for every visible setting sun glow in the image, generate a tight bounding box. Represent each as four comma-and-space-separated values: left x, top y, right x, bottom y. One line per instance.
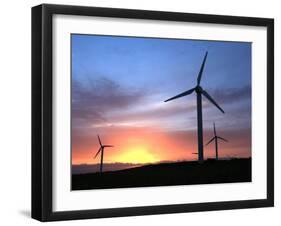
115, 146, 158, 164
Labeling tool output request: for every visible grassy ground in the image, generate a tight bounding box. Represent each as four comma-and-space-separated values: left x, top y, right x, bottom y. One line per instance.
72, 158, 251, 190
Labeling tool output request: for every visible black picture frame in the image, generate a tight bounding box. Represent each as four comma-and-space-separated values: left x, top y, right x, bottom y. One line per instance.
32, 3, 274, 222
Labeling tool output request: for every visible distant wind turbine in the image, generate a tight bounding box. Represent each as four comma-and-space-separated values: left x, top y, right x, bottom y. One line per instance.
94, 135, 114, 173
205, 123, 228, 160
164, 51, 225, 163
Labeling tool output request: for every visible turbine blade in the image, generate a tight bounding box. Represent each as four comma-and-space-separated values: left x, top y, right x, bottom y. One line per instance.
213, 122, 217, 136
97, 135, 102, 146
218, 136, 228, 142
164, 88, 195, 102
197, 51, 208, 85
201, 90, 225, 113
103, 145, 114, 148
205, 137, 215, 146
94, 147, 102, 158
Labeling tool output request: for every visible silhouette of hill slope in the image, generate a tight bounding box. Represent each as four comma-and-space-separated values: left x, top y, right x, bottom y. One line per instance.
72, 158, 251, 190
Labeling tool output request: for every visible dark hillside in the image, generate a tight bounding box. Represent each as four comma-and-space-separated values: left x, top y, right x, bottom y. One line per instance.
72, 158, 251, 190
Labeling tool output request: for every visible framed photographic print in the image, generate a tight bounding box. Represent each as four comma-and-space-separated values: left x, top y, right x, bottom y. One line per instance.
32, 4, 274, 221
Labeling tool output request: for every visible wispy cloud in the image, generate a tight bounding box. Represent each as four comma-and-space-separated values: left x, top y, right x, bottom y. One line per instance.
205, 85, 251, 105
72, 77, 147, 127
73, 80, 251, 132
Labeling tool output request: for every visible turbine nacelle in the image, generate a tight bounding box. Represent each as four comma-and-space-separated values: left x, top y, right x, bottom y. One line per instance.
195, 85, 203, 93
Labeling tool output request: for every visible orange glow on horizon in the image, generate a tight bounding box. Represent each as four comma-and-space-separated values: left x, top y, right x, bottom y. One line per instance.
72, 126, 251, 165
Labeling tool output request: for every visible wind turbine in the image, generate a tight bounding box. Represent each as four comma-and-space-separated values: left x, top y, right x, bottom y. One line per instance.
164, 51, 225, 163
205, 123, 228, 160
94, 135, 114, 173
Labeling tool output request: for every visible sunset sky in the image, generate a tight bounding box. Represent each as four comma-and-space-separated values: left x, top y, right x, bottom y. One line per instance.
71, 34, 251, 167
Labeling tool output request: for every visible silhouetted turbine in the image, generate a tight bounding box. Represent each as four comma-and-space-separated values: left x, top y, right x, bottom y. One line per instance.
164, 51, 224, 163
94, 135, 114, 173
205, 123, 228, 160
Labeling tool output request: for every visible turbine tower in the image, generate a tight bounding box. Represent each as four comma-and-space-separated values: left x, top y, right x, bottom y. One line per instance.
94, 135, 114, 173
205, 123, 228, 160
164, 51, 224, 163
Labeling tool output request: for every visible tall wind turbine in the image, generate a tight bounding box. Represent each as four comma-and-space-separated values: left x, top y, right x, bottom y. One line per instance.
164, 51, 225, 162
205, 123, 228, 160
93, 135, 114, 173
